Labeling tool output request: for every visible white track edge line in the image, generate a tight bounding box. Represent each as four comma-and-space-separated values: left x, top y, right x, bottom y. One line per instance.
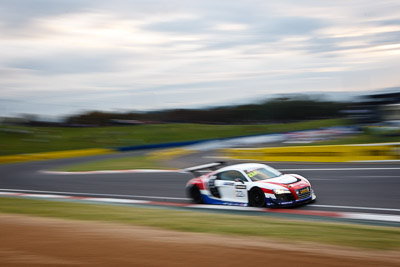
1, 191, 399, 223
279, 167, 400, 171
1, 188, 399, 213
0, 189, 190, 201
40, 169, 182, 175
310, 204, 400, 212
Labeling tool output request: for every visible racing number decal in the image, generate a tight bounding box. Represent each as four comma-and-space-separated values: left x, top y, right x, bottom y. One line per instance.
235, 184, 246, 197
247, 170, 259, 179
235, 190, 245, 197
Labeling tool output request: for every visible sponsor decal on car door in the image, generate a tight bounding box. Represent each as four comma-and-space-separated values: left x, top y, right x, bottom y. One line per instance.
234, 182, 248, 202
214, 180, 248, 203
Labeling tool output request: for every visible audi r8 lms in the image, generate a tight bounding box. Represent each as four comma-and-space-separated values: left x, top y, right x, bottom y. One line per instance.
185, 162, 316, 207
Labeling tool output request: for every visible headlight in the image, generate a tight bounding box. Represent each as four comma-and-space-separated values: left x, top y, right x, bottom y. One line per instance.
274, 188, 290, 194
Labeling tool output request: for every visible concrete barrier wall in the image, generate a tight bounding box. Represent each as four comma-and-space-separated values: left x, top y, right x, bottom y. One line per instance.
222, 143, 400, 162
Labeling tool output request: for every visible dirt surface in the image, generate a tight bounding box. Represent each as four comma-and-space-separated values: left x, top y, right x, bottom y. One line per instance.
0, 214, 399, 267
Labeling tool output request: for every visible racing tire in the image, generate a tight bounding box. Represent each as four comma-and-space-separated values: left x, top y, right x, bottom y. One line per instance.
188, 185, 203, 204
248, 187, 266, 207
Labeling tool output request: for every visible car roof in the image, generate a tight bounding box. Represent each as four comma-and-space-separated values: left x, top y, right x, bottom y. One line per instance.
217, 163, 269, 173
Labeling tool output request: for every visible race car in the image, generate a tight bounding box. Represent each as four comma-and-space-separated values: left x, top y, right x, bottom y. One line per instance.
185, 162, 316, 207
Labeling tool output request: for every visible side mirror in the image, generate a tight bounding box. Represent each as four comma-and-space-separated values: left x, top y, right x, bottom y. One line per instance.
234, 178, 245, 184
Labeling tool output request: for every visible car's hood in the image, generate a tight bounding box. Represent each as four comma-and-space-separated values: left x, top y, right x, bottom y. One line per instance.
264, 174, 300, 185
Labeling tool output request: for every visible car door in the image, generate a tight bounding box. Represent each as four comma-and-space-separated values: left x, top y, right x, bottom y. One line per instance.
214, 170, 248, 203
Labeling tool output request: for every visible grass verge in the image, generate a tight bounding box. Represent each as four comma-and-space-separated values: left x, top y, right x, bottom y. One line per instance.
58, 155, 171, 171
0, 197, 399, 250
57, 148, 193, 171
57, 133, 400, 171
0, 119, 346, 155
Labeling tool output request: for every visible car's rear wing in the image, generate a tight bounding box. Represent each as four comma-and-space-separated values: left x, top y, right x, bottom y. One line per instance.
183, 162, 226, 177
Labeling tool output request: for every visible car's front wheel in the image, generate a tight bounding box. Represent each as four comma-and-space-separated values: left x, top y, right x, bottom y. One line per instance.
188, 185, 203, 204
248, 187, 266, 207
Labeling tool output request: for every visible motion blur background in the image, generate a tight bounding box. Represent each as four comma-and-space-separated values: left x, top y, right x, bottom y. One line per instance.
1, 0, 400, 186
1, 2, 400, 266
1, 0, 400, 125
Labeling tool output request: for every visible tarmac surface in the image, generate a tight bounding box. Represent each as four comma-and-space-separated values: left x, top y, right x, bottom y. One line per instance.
0, 150, 399, 216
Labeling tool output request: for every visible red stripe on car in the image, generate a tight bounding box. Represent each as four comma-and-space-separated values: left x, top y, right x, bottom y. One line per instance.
261, 188, 274, 194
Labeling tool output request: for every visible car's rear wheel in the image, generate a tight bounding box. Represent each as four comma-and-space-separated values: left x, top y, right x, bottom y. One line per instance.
248, 187, 266, 207
188, 185, 203, 204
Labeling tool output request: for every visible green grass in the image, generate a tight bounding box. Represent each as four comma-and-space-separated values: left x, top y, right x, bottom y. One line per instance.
0, 197, 399, 250
0, 119, 347, 155
57, 127, 400, 172
58, 155, 170, 171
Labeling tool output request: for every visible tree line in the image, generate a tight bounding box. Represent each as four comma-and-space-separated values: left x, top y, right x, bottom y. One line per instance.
65, 96, 349, 125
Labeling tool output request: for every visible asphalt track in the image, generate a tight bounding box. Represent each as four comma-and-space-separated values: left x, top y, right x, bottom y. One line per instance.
0, 150, 399, 217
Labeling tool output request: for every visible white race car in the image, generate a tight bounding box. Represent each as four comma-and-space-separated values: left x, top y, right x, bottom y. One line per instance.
185, 162, 316, 207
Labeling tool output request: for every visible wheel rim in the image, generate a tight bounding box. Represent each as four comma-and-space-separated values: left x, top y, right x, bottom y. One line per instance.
251, 189, 265, 207
191, 186, 202, 203
254, 192, 262, 205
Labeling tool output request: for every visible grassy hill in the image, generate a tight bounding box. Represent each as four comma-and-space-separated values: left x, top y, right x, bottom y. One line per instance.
0, 119, 346, 155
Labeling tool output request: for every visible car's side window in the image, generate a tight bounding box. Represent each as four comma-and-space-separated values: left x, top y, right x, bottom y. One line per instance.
217, 171, 248, 182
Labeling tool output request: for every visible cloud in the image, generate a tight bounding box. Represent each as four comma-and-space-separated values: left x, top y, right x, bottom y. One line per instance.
10, 52, 124, 74
144, 18, 211, 34
0, 0, 399, 117
257, 16, 325, 37
0, 0, 86, 29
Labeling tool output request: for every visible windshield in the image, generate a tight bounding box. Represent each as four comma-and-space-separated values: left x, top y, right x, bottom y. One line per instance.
245, 167, 282, 181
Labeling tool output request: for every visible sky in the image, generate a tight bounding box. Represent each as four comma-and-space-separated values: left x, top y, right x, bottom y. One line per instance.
0, 0, 399, 118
